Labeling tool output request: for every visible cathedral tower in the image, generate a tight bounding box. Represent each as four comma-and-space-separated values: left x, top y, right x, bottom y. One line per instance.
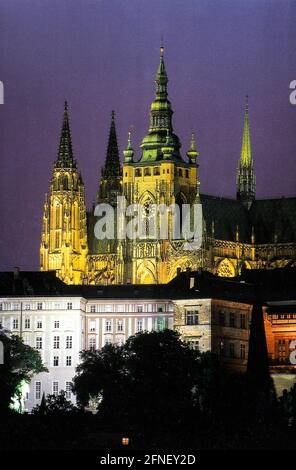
122, 46, 200, 284
40, 102, 88, 284
236, 96, 256, 209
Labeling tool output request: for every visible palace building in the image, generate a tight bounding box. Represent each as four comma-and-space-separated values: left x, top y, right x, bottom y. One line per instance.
40, 48, 296, 285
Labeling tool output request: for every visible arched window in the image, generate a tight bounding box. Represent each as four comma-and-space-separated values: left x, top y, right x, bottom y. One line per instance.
144, 168, 151, 176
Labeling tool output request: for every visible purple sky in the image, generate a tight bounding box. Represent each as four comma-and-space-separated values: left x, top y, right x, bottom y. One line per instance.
0, 0, 295, 271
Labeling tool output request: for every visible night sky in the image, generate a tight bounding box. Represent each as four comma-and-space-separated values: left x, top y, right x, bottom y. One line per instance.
0, 0, 295, 270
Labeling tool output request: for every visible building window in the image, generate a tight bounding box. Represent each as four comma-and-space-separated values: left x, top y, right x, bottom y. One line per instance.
90, 305, 96, 313
25, 318, 31, 329
37, 302, 43, 310
219, 312, 225, 326
89, 337, 96, 350
117, 320, 124, 332
12, 303, 19, 310
54, 303, 60, 310
66, 355, 72, 366
240, 344, 246, 359
67, 302, 72, 310
0, 304, 2, 311
54, 320, 60, 329
229, 342, 235, 358
24, 304, 30, 310
53, 356, 59, 367
65, 382, 71, 400
240, 314, 246, 329
89, 320, 96, 332
52, 382, 59, 396
186, 310, 199, 326
185, 169, 189, 178
136, 305, 143, 313
157, 305, 163, 313
136, 319, 143, 332
188, 340, 199, 350
53, 336, 60, 349
66, 335, 72, 349
178, 168, 183, 177
36, 337, 43, 350
116, 304, 125, 312
104, 337, 112, 346
105, 305, 113, 312
12, 318, 19, 329
35, 381, 41, 400
144, 168, 151, 176
105, 320, 112, 332
229, 312, 235, 328
219, 341, 224, 356
37, 320, 42, 329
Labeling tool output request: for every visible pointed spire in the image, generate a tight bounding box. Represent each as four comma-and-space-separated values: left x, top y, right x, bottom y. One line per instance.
236, 95, 256, 208
123, 129, 134, 163
102, 110, 121, 178
156, 43, 168, 100
186, 131, 199, 164
55, 101, 76, 168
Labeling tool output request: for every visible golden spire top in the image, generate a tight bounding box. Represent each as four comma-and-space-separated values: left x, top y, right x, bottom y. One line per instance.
160, 36, 164, 57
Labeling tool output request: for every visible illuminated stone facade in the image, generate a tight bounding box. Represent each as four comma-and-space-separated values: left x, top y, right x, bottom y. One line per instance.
40, 50, 296, 285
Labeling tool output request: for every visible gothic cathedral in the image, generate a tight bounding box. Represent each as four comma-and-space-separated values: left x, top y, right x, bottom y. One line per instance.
40, 48, 296, 285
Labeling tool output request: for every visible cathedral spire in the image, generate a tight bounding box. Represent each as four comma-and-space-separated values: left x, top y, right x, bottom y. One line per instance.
139, 46, 182, 162
102, 110, 121, 178
236, 96, 256, 208
55, 101, 76, 168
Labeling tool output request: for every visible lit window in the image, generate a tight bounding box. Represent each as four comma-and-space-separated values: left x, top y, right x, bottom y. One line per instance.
35, 381, 41, 400
25, 318, 31, 329
53, 336, 60, 349
36, 337, 43, 350
105, 320, 112, 332
188, 340, 199, 351
66, 335, 72, 349
89, 337, 96, 350
89, 320, 96, 332
67, 302, 72, 310
37, 302, 43, 310
52, 382, 59, 396
65, 382, 71, 400
54, 320, 60, 329
53, 356, 59, 367
66, 356, 72, 366
186, 310, 199, 326
136, 319, 143, 332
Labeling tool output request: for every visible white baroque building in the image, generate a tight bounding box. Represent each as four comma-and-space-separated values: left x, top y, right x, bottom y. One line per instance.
0, 269, 256, 411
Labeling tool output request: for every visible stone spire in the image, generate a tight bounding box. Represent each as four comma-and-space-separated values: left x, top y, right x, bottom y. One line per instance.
102, 110, 121, 178
55, 101, 76, 169
236, 96, 256, 208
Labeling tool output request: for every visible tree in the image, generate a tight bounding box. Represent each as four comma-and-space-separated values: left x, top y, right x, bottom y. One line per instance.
32, 391, 79, 415
73, 330, 200, 437
0, 331, 47, 413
